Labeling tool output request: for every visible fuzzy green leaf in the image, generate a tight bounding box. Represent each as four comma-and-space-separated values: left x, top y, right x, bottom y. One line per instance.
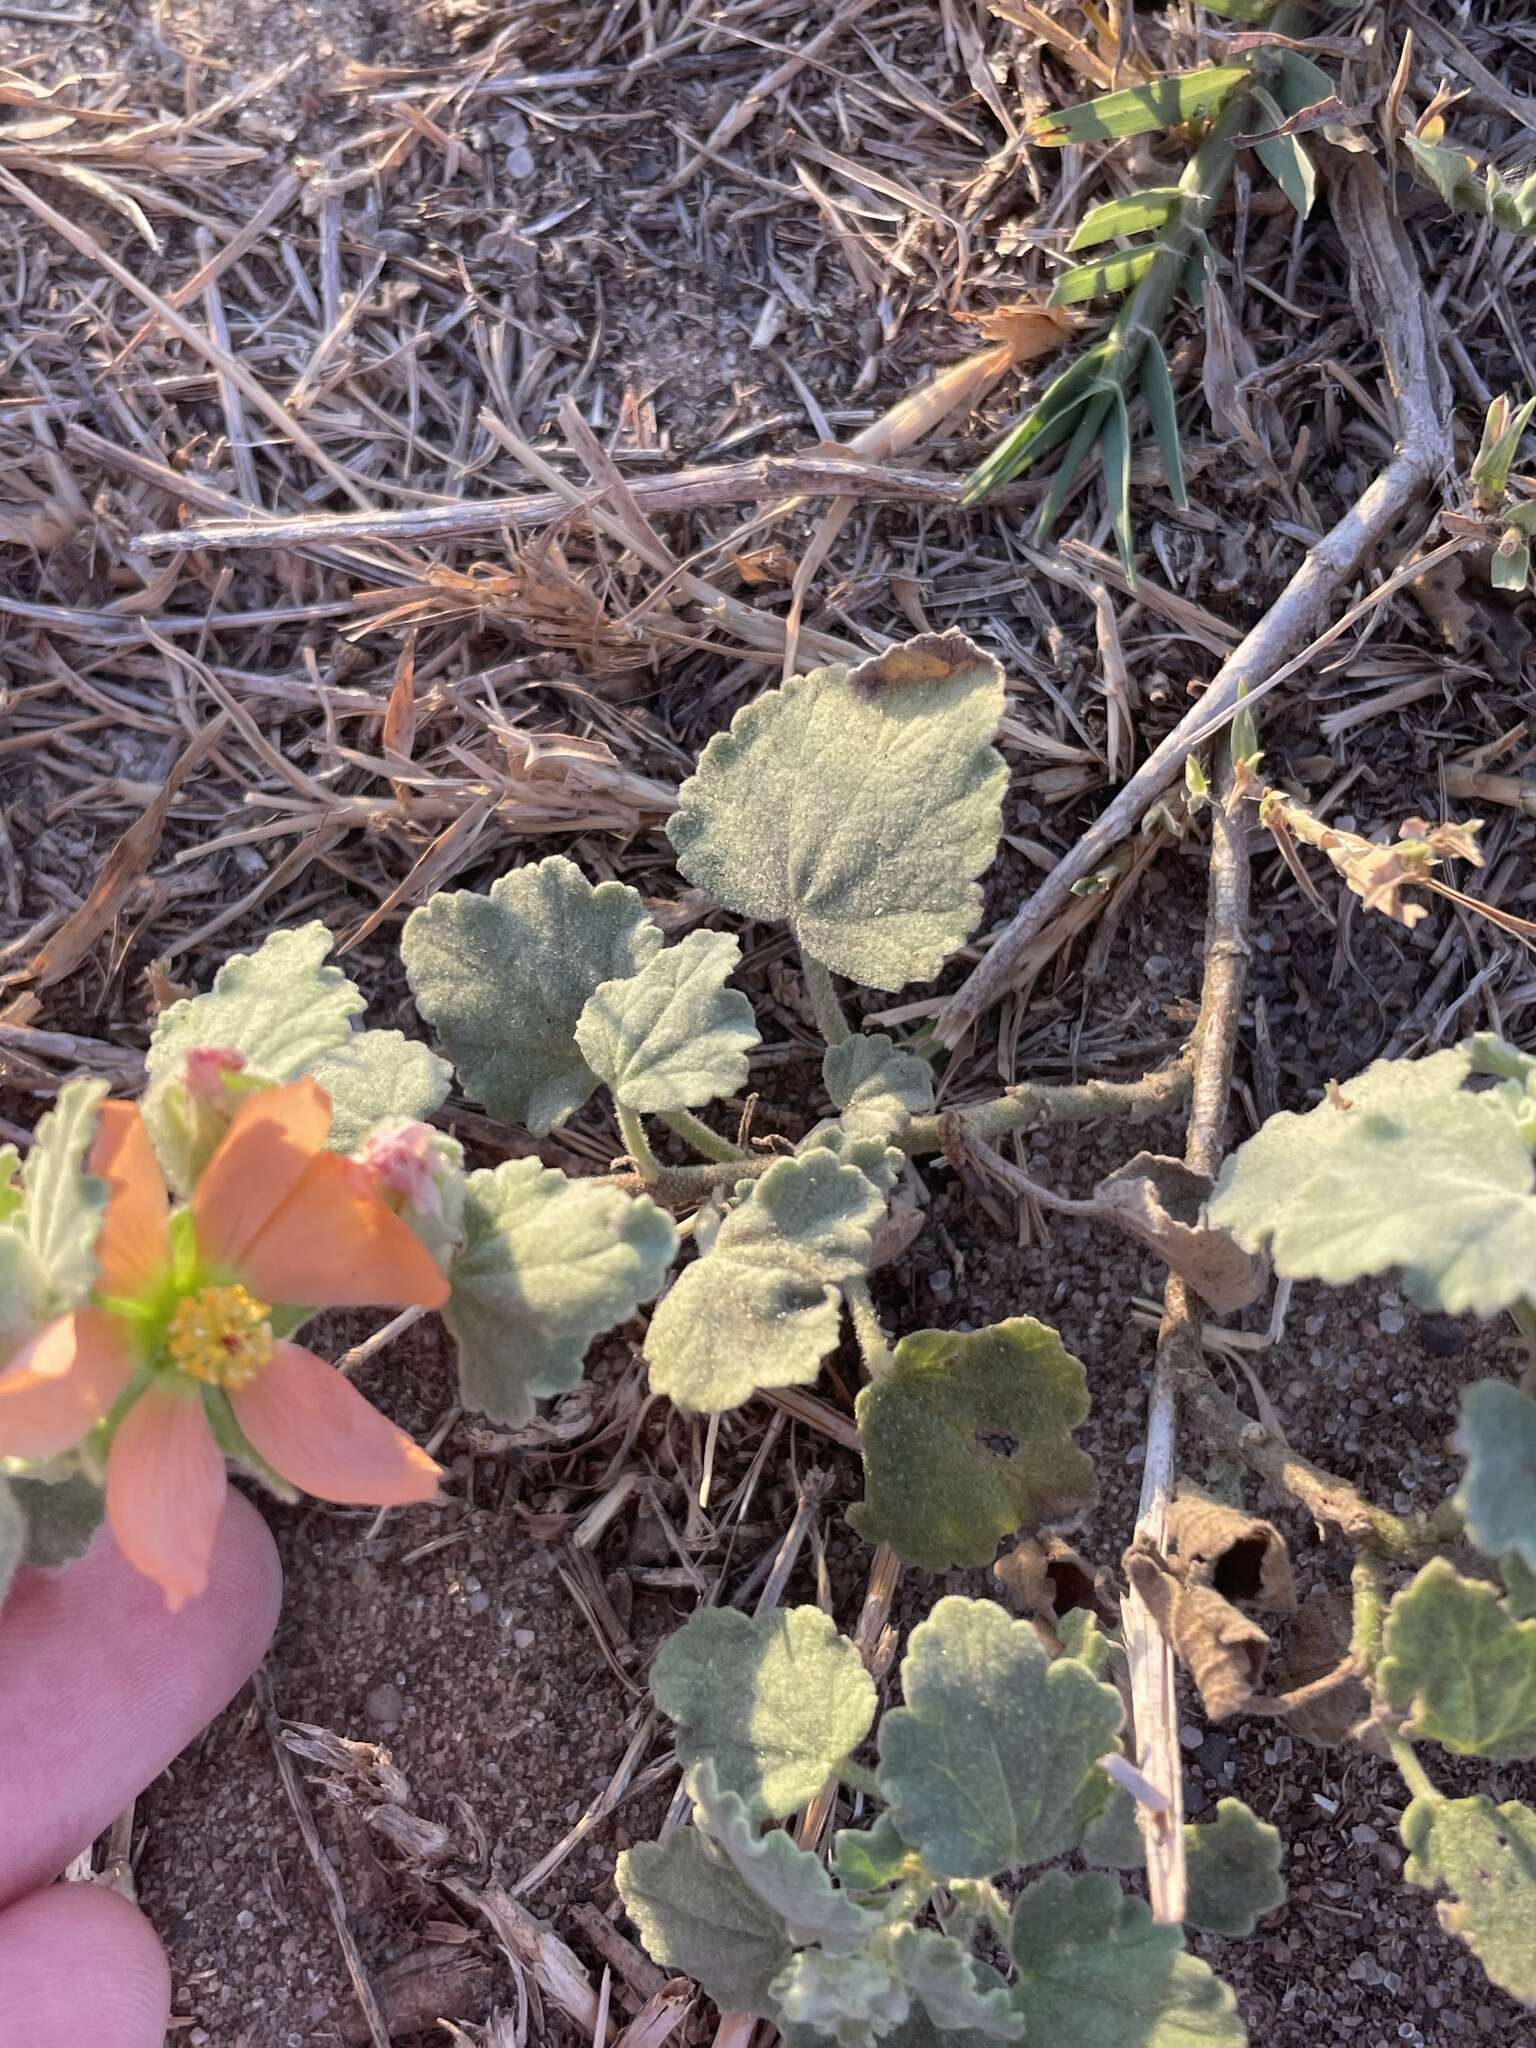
1502, 1552, 1536, 1619
1381, 1558, 1536, 1758
1249, 86, 1316, 218
0, 1226, 48, 1360
851, 1320, 1095, 1571
575, 929, 759, 1113
887, 1928, 1022, 2039
1402, 1794, 1536, 2004
402, 855, 663, 1134
444, 1160, 677, 1423
773, 1949, 911, 2042
1068, 188, 1183, 249
0, 1480, 22, 1612
308, 1030, 452, 1152
1028, 66, 1253, 145
1184, 1798, 1285, 1936
783, 2020, 997, 2048
1079, 1779, 1146, 1871
1456, 1380, 1536, 1573
667, 633, 1006, 993
1208, 1043, 1536, 1314
617, 1827, 793, 2018
824, 1032, 934, 1123
652, 1604, 877, 1820
1010, 1871, 1245, 2045
0, 1145, 21, 1225
877, 1596, 1124, 1877
147, 922, 362, 1088
1049, 247, 1161, 306
832, 1811, 918, 1893
645, 1150, 886, 1412
12, 1473, 105, 1569
21, 1079, 109, 1315
692, 1762, 878, 1954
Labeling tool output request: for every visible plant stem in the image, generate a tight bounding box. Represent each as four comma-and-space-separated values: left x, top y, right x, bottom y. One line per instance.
1350, 1549, 1390, 1673
1387, 1731, 1442, 1807
846, 1279, 894, 1376
616, 1103, 662, 1183
801, 948, 850, 1046
659, 1108, 747, 1163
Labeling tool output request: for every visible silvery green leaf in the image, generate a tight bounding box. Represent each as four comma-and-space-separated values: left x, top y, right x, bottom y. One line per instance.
147, 922, 362, 1087
21, 1079, 109, 1315
1380, 1558, 1536, 1758
616, 1826, 793, 2018
1010, 1872, 1245, 2045
824, 1032, 934, 1142
444, 1160, 677, 1423
1456, 1380, 1536, 1573
402, 856, 663, 1134
0, 1226, 48, 1360
0, 1145, 20, 1224
653, 1604, 877, 1820
13, 1472, 105, 1569
1058, 1609, 1124, 1683
1503, 1552, 1536, 1619
645, 1150, 886, 1412
692, 1762, 878, 1954
1402, 1794, 1536, 2003
308, 1030, 452, 1151
667, 633, 1006, 993
575, 929, 759, 1113
850, 1320, 1096, 1571
771, 1949, 910, 2045
784, 2020, 997, 2048
876, 1597, 1124, 1877
1078, 1779, 1145, 1871
0, 1479, 22, 1611
887, 1928, 1023, 2039
1208, 1043, 1536, 1314
832, 1811, 917, 1893
1183, 1798, 1285, 1936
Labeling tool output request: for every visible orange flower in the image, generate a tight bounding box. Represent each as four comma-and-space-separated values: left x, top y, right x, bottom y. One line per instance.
0, 1079, 449, 1609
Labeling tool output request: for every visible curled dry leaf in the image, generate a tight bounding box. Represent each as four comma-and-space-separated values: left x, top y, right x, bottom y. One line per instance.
1090, 1154, 1266, 1312
1276, 1591, 1370, 1747
995, 1534, 1119, 1638
1163, 1484, 1296, 1613
1125, 1546, 1271, 1723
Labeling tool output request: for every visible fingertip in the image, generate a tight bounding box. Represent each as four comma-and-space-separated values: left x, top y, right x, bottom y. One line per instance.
0, 1884, 171, 2048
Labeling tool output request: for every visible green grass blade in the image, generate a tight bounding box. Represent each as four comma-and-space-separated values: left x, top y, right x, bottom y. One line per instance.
1028, 66, 1253, 146
1139, 332, 1188, 508
1249, 86, 1316, 216
961, 345, 1113, 502
1035, 387, 1114, 542
1194, 0, 1278, 16
1049, 246, 1162, 306
1068, 188, 1183, 249
1098, 387, 1135, 581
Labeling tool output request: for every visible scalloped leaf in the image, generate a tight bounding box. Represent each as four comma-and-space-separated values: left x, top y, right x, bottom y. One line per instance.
147, 922, 363, 1087
12, 1472, 105, 1570
1381, 1558, 1536, 1758
645, 1150, 886, 1412
0, 1224, 48, 1359
1079, 1778, 1146, 1871
1184, 1798, 1285, 1936
692, 1762, 878, 1954
1208, 1043, 1536, 1313
850, 1320, 1095, 1571
402, 855, 663, 1134
309, 1030, 452, 1151
1455, 1380, 1536, 1573
1502, 1552, 1536, 1619
0, 1479, 22, 1610
575, 928, 759, 1113
667, 632, 1006, 993
21, 1079, 109, 1315
832, 1810, 918, 1894
652, 1604, 877, 1820
783, 2019, 997, 2048
876, 1596, 1124, 1878
773, 1949, 910, 2042
888, 1927, 1022, 2039
1010, 1871, 1245, 2046
616, 1826, 793, 2018
444, 1160, 677, 1424
824, 1032, 934, 1140
1402, 1794, 1536, 2004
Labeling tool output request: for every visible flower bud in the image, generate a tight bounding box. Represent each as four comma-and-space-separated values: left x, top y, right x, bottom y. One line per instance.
352, 1120, 465, 1271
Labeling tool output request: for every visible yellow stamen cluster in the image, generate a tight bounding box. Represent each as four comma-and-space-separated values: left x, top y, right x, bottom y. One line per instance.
166, 1283, 274, 1389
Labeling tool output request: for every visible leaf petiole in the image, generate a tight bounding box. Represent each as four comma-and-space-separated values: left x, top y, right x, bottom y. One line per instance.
617, 1103, 663, 1184
846, 1279, 894, 1377
800, 949, 851, 1047
660, 1108, 747, 1164
1386, 1731, 1443, 1809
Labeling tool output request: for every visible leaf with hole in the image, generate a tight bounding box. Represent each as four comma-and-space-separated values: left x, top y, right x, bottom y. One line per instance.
1402, 1795, 1536, 2004
20, 1079, 109, 1316
876, 1596, 1124, 1877
645, 1150, 886, 1412
1009, 1871, 1246, 2045
402, 855, 663, 1134
1068, 188, 1183, 249
616, 1826, 794, 2018
851, 1319, 1095, 1571
1027, 66, 1253, 145
575, 928, 759, 1113
443, 1160, 676, 1423
1456, 1380, 1536, 1574
652, 1604, 877, 1820
667, 632, 1006, 992
1184, 1798, 1285, 1936
1208, 1042, 1536, 1314
1381, 1558, 1536, 1758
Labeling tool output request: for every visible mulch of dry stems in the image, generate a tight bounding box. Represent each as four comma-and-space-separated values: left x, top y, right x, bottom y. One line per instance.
3, 0, 1536, 2042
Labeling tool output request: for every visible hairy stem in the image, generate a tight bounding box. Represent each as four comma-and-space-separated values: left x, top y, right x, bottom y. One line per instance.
1387, 1731, 1442, 1807
846, 1279, 894, 1377
801, 949, 851, 1046
616, 1103, 662, 1183
1350, 1549, 1390, 1673
659, 1108, 748, 1163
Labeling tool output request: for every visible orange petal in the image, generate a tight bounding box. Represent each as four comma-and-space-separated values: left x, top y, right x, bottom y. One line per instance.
193, 1079, 332, 1276
237, 1153, 449, 1311
90, 1102, 171, 1299
230, 1341, 441, 1506
0, 1310, 137, 1461
105, 1384, 227, 1612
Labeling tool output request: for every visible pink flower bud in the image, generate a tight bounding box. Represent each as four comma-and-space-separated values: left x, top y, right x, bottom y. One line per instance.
184, 1046, 248, 1101
355, 1120, 443, 1219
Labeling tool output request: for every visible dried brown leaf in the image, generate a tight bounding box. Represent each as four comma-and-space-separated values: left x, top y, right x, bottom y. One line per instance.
1164, 1485, 1296, 1614
1126, 1546, 1272, 1723
1091, 1153, 1266, 1312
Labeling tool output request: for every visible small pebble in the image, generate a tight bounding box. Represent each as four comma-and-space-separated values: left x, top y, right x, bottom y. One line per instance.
1378, 1308, 1406, 1335
1179, 1726, 1204, 1750
366, 1681, 403, 1731
468, 1590, 490, 1615
513, 1628, 537, 1650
